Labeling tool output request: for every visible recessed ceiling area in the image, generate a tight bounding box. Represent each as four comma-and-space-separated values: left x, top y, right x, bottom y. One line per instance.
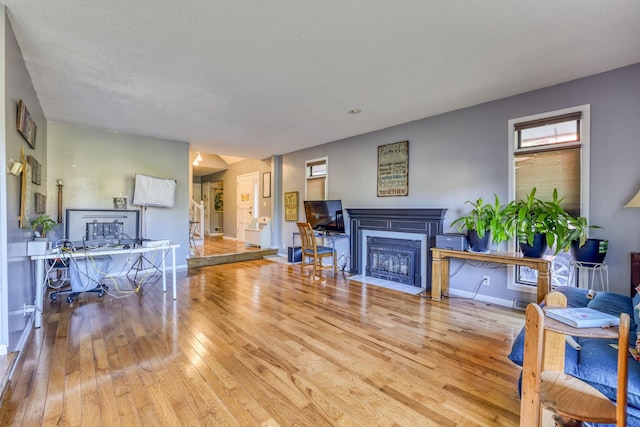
191, 153, 245, 177
3, 1, 640, 160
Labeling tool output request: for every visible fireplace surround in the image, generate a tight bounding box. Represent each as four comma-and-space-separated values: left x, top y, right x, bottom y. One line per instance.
346, 208, 447, 289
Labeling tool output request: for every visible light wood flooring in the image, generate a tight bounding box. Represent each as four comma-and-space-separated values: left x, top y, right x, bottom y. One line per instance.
196, 235, 265, 257
1, 256, 526, 426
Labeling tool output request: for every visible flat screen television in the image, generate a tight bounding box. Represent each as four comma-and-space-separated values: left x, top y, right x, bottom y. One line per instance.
303, 200, 345, 233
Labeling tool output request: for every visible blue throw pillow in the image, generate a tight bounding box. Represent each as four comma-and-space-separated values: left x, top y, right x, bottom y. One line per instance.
588, 291, 636, 346
633, 292, 640, 348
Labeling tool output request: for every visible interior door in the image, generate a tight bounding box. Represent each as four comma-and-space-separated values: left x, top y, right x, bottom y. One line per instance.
237, 172, 258, 241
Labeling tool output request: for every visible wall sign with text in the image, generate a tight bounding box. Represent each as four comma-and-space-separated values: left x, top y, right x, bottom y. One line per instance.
377, 141, 409, 197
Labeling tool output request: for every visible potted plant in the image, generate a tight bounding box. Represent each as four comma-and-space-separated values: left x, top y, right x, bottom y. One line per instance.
506, 188, 573, 257
31, 214, 56, 239
565, 215, 607, 263
451, 194, 513, 252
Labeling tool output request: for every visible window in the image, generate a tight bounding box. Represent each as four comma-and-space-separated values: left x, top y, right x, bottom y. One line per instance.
305, 157, 328, 200
508, 106, 590, 290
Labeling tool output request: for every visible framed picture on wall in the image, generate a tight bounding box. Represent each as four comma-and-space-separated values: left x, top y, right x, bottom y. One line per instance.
28, 156, 41, 185
284, 191, 298, 221
17, 99, 37, 149
34, 192, 46, 214
263, 172, 271, 198
213, 189, 223, 212
377, 140, 409, 197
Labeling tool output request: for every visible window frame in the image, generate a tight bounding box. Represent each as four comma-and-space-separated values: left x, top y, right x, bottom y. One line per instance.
305, 157, 328, 201
507, 105, 591, 293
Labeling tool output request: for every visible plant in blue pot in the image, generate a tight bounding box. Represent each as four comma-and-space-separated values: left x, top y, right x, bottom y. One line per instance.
451, 194, 513, 253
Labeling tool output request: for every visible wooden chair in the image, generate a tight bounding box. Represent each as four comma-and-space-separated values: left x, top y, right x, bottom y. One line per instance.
296, 222, 337, 280
520, 291, 629, 427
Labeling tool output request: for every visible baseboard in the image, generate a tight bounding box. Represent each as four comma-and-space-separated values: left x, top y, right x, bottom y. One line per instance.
448, 288, 516, 309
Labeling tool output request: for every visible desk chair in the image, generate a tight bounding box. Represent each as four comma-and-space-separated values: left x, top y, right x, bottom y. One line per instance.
50, 256, 110, 304
296, 222, 337, 281
520, 291, 629, 427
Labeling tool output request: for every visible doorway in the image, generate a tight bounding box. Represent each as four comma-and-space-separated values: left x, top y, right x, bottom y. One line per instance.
236, 172, 259, 242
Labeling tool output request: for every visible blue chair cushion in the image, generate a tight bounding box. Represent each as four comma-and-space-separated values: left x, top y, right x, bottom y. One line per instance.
303, 246, 334, 255
508, 286, 640, 426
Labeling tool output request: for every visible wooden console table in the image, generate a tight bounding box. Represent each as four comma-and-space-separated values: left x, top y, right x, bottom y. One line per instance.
430, 248, 553, 303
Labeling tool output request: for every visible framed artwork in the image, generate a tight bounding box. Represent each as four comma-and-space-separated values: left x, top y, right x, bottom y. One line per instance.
17, 99, 37, 149
113, 196, 127, 209
377, 140, 409, 197
263, 172, 271, 198
213, 188, 224, 212
35, 192, 46, 214
19, 148, 32, 228
284, 191, 298, 221
28, 156, 41, 185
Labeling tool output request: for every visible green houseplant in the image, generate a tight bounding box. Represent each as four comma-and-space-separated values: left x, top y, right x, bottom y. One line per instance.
506, 188, 575, 257
565, 215, 607, 263
31, 214, 57, 239
451, 194, 513, 252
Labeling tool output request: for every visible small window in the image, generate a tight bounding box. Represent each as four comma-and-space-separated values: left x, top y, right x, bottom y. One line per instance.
305, 157, 327, 200
515, 112, 581, 149
514, 111, 583, 216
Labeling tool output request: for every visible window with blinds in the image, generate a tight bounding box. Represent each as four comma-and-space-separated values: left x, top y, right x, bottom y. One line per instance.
514, 112, 582, 216
305, 157, 327, 200
509, 107, 590, 289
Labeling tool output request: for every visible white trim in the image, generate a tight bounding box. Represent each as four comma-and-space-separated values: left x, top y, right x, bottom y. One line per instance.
507, 104, 591, 292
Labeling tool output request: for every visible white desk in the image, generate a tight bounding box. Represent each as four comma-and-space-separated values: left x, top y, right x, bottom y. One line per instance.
30, 243, 179, 328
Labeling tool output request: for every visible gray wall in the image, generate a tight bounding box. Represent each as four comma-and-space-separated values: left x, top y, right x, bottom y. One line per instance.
203, 158, 272, 239
46, 122, 190, 263
282, 62, 640, 303
1, 9, 48, 352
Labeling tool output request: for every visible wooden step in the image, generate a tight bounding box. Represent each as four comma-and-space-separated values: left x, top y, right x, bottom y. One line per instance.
187, 248, 278, 269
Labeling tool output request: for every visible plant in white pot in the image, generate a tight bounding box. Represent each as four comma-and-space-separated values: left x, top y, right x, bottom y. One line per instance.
31, 214, 56, 240
451, 194, 513, 253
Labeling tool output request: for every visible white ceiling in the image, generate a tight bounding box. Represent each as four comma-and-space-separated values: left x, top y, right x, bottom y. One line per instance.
3, 1, 640, 161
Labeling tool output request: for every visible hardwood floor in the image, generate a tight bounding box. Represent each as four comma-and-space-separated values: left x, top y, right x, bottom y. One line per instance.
1, 258, 526, 426
197, 235, 265, 257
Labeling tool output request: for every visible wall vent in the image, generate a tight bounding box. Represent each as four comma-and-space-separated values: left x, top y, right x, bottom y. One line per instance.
512, 298, 529, 311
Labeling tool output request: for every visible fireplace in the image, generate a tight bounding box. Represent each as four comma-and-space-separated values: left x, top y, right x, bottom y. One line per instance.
366, 236, 421, 286
346, 208, 447, 289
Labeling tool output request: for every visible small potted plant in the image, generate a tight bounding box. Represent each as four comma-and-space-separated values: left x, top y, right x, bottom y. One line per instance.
564, 215, 607, 263
451, 194, 513, 252
31, 214, 57, 240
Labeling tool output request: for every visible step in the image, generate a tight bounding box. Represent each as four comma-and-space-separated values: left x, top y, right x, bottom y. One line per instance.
187, 248, 278, 269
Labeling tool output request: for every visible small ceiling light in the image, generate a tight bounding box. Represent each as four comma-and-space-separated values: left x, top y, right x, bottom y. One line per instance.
347, 108, 362, 115
193, 151, 203, 166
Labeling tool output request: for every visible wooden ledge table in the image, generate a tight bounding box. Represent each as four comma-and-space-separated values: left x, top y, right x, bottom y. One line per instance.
430, 248, 553, 303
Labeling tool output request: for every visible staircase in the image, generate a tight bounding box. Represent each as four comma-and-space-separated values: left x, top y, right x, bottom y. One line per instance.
189, 199, 205, 253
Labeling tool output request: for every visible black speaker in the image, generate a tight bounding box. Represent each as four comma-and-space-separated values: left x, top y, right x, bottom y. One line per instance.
288, 246, 302, 263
